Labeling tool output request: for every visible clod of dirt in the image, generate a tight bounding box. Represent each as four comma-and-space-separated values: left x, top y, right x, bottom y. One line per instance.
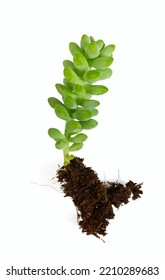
57, 157, 143, 239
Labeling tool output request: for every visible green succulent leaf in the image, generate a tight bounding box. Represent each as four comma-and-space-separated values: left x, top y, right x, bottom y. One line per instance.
63, 95, 77, 109
69, 154, 75, 160
69, 42, 83, 56
90, 36, 95, 42
89, 108, 99, 117
55, 83, 75, 98
63, 78, 73, 90
85, 42, 100, 59
48, 97, 63, 109
63, 60, 75, 69
63, 60, 83, 76
80, 34, 91, 50
48, 128, 64, 141
55, 105, 70, 121
78, 99, 100, 108
73, 109, 92, 121
55, 139, 68, 150
100, 44, 115, 57
95, 39, 104, 50
85, 85, 108, 95
69, 133, 88, 143
89, 56, 114, 69
73, 85, 92, 99
98, 68, 112, 80
64, 68, 85, 85
48, 35, 115, 165
80, 119, 98, 130
73, 84, 86, 95
77, 93, 92, 99
65, 120, 82, 134
69, 143, 83, 151
73, 53, 89, 71
83, 70, 101, 83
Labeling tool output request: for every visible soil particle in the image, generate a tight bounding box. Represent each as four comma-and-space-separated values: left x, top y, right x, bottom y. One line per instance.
57, 157, 143, 239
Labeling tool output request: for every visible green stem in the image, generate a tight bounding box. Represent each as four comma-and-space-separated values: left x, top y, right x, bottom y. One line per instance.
63, 146, 70, 166
63, 129, 70, 166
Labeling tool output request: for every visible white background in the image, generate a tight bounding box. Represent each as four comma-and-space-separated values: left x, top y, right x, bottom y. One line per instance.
0, 0, 165, 279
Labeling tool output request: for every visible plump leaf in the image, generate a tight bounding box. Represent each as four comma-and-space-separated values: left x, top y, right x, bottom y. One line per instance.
85, 85, 108, 95
63, 78, 73, 90
63, 60, 83, 77
63, 95, 77, 109
89, 56, 114, 69
73, 53, 89, 71
63, 60, 75, 69
73, 85, 92, 99
83, 70, 100, 83
64, 68, 85, 85
69, 143, 83, 151
73, 84, 86, 95
89, 108, 99, 116
85, 42, 100, 59
55, 139, 68, 150
55, 105, 70, 121
100, 44, 115, 57
69, 133, 88, 143
48, 97, 63, 109
95, 39, 104, 50
80, 34, 91, 50
73, 109, 92, 121
69, 154, 75, 160
78, 99, 100, 108
65, 120, 82, 134
69, 42, 83, 56
80, 119, 98, 130
98, 68, 112, 80
48, 128, 64, 141
77, 93, 92, 99
55, 83, 75, 98
90, 36, 95, 42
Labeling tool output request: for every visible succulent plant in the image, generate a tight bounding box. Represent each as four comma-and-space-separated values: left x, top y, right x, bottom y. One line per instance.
48, 34, 115, 165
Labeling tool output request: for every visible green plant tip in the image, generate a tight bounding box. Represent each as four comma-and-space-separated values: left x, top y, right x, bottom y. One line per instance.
48, 34, 115, 165
80, 34, 91, 50
73, 53, 89, 71
85, 42, 100, 59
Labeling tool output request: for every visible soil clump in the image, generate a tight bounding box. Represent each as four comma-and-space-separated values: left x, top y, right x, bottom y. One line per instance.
57, 157, 143, 239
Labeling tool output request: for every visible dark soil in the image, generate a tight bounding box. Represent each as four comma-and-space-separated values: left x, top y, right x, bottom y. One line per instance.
57, 157, 143, 239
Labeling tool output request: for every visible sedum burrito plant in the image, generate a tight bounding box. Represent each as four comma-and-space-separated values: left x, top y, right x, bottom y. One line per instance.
48, 34, 115, 165
47, 35, 143, 239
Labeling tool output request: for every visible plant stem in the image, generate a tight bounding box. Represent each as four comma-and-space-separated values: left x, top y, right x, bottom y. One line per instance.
63, 146, 70, 166
63, 129, 70, 166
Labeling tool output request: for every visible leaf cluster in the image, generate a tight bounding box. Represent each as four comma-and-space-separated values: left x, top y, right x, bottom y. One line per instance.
48, 34, 115, 164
